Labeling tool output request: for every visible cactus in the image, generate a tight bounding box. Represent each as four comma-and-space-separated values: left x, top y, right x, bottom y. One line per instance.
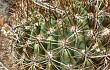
10, 0, 110, 70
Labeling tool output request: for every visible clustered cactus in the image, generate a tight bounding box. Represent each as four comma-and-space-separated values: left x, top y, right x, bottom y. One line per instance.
10, 0, 110, 70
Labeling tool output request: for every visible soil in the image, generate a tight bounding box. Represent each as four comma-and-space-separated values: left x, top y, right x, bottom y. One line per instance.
0, 0, 14, 69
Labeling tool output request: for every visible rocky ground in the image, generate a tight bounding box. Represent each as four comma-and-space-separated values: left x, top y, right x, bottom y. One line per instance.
0, 0, 14, 70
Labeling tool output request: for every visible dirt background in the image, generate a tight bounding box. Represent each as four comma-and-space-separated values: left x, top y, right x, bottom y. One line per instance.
0, 0, 15, 70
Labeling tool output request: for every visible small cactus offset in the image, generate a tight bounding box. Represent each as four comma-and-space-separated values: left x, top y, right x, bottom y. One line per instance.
10, 0, 110, 70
